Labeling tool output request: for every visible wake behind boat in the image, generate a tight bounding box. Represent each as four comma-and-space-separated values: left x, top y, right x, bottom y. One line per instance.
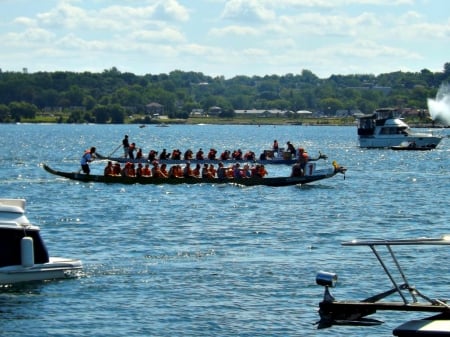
0, 198, 82, 285
43, 163, 346, 187
356, 108, 443, 148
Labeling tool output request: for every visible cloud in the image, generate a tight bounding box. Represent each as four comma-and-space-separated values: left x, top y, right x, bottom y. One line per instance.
130, 27, 186, 43
221, 0, 275, 22
209, 25, 259, 37
5, 28, 55, 46
152, 0, 190, 22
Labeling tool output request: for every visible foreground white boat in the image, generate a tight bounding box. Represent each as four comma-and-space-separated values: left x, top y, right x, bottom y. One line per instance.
356, 108, 443, 148
0, 199, 82, 285
316, 236, 450, 336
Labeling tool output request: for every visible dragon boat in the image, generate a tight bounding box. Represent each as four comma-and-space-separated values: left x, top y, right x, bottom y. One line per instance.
43, 162, 346, 187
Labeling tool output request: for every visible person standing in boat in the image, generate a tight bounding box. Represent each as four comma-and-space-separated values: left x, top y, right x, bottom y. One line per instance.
273, 140, 279, 153
128, 143, 136, 160
287, 141, 296, 157
80, 147, 96, 175
122, 135, 130, 158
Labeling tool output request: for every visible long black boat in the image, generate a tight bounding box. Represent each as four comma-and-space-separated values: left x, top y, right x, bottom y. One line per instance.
43, 164, 345, 187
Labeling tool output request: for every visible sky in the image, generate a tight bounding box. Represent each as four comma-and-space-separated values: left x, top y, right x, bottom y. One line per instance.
0, 0, 449, 79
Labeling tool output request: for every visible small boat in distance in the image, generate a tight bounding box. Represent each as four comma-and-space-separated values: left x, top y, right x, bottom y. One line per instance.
356, 108, 443, 148
42, 162, 346, 187
316, 236, 450, 336
0, 199, 82, 285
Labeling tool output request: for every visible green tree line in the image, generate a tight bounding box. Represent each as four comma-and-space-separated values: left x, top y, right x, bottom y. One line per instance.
0, 63, 449, 123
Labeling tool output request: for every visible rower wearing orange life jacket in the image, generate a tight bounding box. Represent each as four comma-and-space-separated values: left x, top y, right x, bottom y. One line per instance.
123, 162, 135, 177
258, 164, 268, 178
104, 161, 114, 176
141, 163, 151, 177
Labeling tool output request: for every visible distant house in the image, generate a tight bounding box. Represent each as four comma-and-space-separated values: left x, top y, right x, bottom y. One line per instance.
209, 106, 222, 115
296, 110, 313, 115
145, 102, 164, 115
234, 109, 284, 117
401, 108, 429, 118
190, 108, 206, 117
336, 109, 362, 117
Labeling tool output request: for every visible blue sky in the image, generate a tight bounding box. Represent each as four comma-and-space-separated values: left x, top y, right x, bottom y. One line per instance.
1, 0, 449, 78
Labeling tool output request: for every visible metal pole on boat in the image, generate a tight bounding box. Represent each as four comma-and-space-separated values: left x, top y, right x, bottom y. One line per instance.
109, 144, 122, 157
386, 245, 418, 303
369, 244, 409, 304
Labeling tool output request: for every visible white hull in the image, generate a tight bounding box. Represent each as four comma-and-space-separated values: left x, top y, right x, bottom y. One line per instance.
0, 257, 82, 285
359, 135, 442, 148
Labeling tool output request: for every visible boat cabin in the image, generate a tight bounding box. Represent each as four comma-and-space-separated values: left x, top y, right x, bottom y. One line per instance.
357, 108, 409, 137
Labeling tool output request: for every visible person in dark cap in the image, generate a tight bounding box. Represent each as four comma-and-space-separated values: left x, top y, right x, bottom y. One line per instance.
122, 135, 129, 158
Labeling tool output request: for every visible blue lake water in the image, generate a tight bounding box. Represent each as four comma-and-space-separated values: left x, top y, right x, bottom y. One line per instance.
0, 123, 449, 336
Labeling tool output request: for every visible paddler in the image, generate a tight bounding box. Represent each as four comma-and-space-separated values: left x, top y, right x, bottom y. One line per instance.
80, 147, 96, 174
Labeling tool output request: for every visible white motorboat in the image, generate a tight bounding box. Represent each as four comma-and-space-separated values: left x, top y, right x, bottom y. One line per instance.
356, 108, 443, 148
0, 198, 82, 285
316, 236, 450, 336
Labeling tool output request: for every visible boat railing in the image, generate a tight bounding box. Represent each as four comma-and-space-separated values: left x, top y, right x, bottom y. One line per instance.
315, 235, 450, 329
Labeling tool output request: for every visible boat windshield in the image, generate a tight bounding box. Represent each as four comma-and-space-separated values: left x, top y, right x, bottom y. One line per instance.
375, 108, 401, 120
379, 126, 409, 135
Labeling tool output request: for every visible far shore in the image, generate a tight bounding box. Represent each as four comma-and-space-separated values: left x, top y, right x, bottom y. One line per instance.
6, 115, 444, 128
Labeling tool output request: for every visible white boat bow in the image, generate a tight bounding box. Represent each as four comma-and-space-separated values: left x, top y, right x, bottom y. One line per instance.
0, 198, 82, 285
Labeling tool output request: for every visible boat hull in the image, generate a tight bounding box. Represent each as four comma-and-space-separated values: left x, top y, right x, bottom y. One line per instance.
359, 136, 442, 148
43, 164, 341, 187
0, 198, 83, 285
0, 258, 82, 285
